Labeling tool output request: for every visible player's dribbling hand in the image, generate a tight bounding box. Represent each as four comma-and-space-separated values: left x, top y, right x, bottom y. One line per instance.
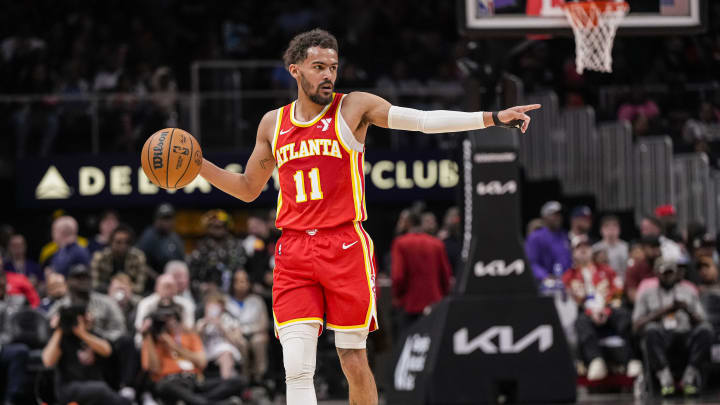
496, 104, 542, 133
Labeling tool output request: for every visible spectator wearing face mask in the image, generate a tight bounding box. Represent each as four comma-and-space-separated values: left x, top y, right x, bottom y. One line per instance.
196, 292, 243, 380
108, 273, 141, 333
632, 259, 713, 397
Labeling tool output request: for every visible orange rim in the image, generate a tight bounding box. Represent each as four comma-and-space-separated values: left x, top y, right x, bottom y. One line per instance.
562, 1, 629, 27
561, 1, 629, 12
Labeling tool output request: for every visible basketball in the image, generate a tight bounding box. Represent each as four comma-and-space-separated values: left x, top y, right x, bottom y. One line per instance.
141, 128, 202, 189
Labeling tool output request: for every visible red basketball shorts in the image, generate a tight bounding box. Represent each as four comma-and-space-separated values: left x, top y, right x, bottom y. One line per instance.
272, 222, 378, 335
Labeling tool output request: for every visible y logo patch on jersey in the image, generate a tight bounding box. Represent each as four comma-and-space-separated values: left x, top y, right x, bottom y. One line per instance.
319, 118, 332, 132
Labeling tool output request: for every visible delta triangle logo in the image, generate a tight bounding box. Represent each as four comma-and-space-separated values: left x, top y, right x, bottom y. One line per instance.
35, 166, 72, 199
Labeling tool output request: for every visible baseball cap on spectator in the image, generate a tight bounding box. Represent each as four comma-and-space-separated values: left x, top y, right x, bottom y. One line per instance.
540, 201, 562, 217
201, 209, 233, 228
571, 205, 592, 219
654, 204, 676, 218
639, 235, 661, 247
155, 203, 175, 219
655, 258, 678, 274
67, 264, 91, 278
572, 235, 592, 249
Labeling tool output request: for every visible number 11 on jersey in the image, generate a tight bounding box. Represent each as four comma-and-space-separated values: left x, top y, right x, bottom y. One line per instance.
293, 168, 323, 203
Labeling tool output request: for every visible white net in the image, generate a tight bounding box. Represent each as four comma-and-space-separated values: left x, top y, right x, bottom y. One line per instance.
562, 1, 629, 74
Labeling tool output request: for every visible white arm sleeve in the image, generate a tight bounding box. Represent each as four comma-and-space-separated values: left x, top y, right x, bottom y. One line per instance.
387, 105, 486, 133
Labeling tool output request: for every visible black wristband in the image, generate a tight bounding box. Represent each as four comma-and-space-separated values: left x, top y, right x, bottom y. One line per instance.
492, 111, 523, 129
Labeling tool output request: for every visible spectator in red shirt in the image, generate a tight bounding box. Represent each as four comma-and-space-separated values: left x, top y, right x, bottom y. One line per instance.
626, 236, 662, 305
1, 257, 39, 308
391, 211, 452, 336
563, 237, 636, 381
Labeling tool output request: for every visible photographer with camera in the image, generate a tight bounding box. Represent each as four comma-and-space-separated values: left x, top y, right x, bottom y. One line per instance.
47, 264, 140, 400
41, 301, 130, 404
141, 301, 244, 405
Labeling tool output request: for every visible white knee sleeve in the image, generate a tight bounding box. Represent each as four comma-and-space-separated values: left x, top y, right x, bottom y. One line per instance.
334, 329, 369, 349
278, 323, 319, 405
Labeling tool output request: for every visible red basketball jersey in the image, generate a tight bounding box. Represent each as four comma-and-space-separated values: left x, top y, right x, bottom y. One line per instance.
272, 93, 367, 230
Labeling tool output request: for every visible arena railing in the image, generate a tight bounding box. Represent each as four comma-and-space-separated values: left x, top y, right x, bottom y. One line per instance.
0, 85, 468, 158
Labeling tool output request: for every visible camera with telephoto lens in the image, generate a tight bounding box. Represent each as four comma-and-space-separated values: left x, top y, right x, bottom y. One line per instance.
149, 303, 181, 338
59, 303, 88, 333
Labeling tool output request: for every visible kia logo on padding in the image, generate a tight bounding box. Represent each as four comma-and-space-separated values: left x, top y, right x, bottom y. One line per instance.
476, 180, 517, 195
453, 325, 553, 355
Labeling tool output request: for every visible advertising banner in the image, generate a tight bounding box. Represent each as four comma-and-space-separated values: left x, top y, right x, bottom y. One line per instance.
17, 150, 460, 208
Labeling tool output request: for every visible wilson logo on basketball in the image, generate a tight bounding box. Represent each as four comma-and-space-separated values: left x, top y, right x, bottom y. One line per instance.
152, 131, 168, 169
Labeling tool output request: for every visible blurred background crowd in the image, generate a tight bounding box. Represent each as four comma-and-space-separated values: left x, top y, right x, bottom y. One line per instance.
0, 0, 719, 163
0, 201, 462, 404
3, 0, 720, 404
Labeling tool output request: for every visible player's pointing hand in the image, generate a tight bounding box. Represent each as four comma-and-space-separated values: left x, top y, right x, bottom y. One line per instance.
495, 104, 542, 134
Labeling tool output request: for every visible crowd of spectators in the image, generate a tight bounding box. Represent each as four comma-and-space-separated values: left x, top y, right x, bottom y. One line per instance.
526, 200, 720, 396
0, 203, 278, 405
1, 1, 719, 159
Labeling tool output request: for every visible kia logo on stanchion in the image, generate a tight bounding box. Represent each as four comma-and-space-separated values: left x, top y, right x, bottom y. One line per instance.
476, 180, 517, 195
474, 259, 524, 277
453, 325, 553, 355
394, 334, 432, 391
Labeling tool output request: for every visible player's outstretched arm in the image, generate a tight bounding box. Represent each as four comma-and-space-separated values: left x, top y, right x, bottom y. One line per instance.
199, 110, 277, 202
347, 91, 541, 133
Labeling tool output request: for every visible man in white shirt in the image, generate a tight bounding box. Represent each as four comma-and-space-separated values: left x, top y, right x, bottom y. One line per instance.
640, 215, 686, 263
134, 274, 194, 345
164, 260, 195, 307
593, 215, 629, 279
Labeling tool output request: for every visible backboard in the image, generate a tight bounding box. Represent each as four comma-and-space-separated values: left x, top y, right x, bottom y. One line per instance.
460, 0, 706, 36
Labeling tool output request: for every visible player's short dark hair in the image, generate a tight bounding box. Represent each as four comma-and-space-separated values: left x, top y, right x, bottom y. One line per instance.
283, 28, 338, 68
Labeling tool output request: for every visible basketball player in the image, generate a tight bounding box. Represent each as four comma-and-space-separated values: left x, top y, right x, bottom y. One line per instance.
200, 29, 540, 405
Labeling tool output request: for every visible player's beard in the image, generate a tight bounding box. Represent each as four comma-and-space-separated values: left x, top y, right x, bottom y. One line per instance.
300, 72, 333, 105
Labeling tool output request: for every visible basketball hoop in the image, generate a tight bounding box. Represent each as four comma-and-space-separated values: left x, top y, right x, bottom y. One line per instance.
561, 0, 629, 74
